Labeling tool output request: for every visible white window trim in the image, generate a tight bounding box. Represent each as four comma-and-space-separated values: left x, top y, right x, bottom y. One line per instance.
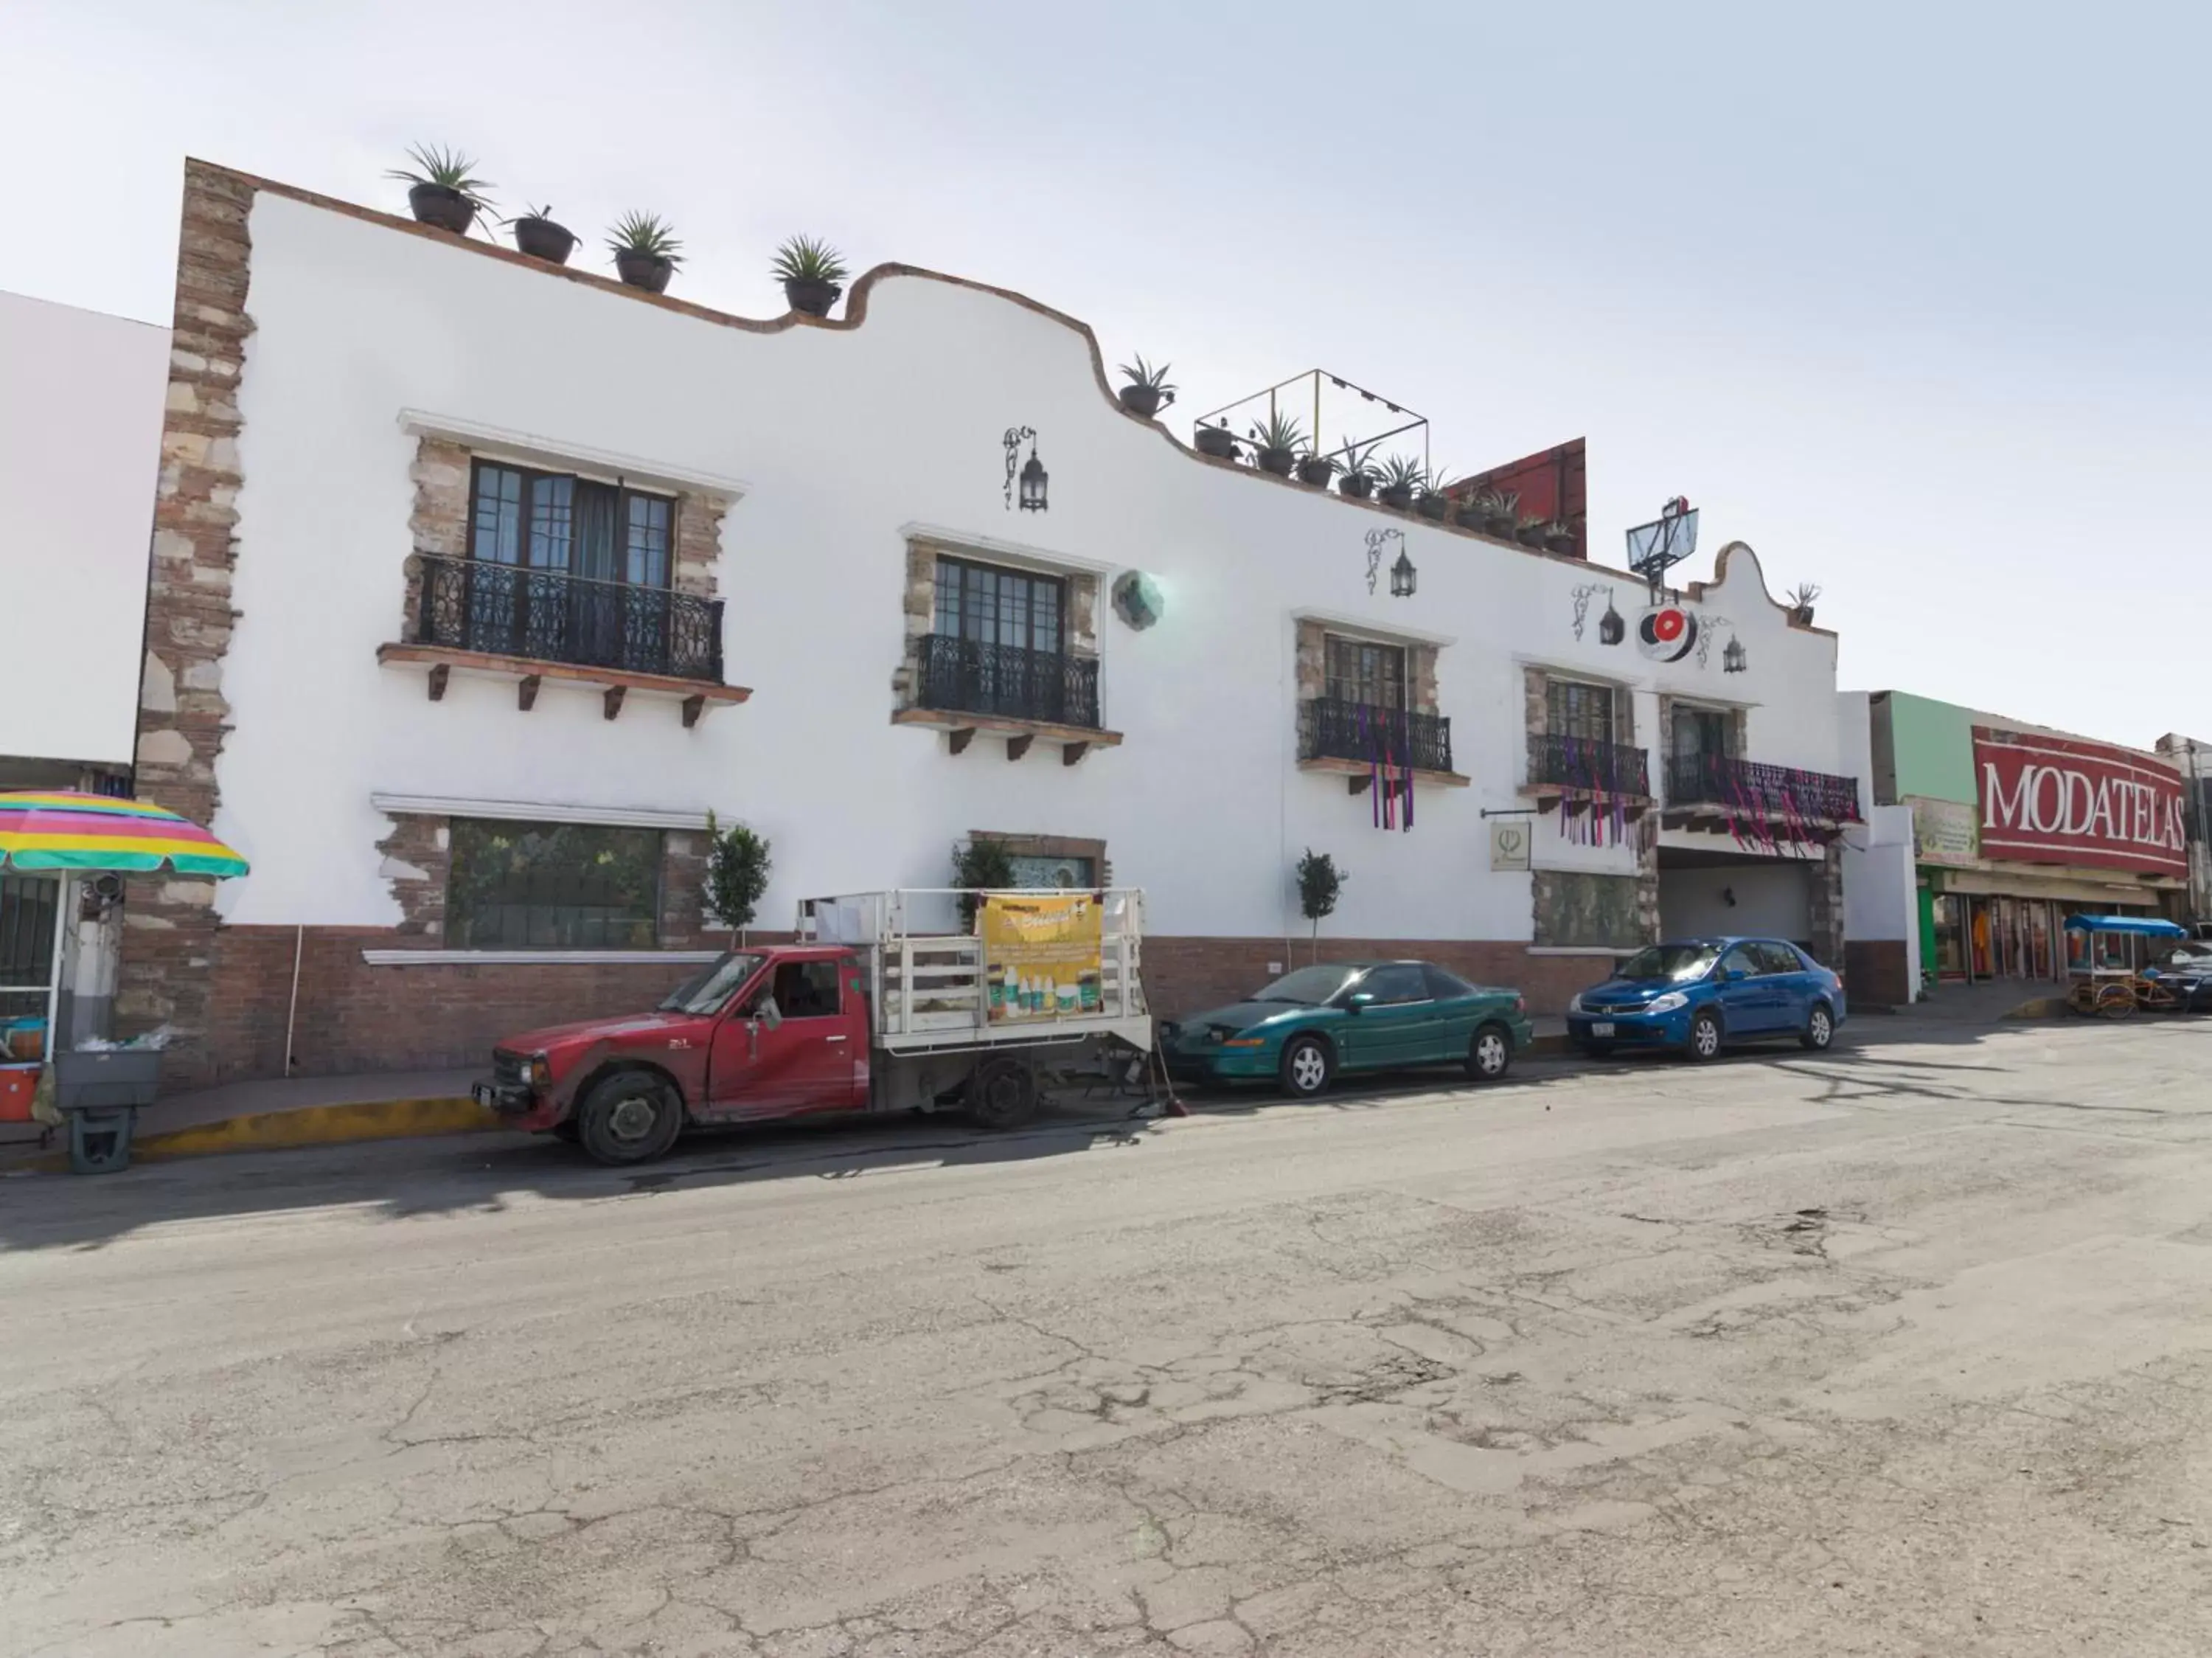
362, 949, 723, 968
398, 409, 748, 501
1293, 608, 1456, 648
372, 793, 713, 832
903, 523, 1114, 577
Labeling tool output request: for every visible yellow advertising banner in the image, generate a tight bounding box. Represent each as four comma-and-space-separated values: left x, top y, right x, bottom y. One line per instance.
981, 893, 1104, 1023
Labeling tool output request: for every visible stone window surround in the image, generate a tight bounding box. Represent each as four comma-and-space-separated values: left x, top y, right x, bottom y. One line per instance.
969, 831, 1112, 889
1657, 693, 1748, 761
376, 805, 709, 956
1523, 665, 1636, 743
896, 532, 1102, 708
1294, 620, 1441, 718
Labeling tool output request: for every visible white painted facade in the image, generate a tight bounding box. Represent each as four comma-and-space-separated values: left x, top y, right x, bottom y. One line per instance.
207, 190, 1856, 954
0, 290, 169, 769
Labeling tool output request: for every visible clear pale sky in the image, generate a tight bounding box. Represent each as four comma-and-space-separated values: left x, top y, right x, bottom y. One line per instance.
5, 1, 2205, 743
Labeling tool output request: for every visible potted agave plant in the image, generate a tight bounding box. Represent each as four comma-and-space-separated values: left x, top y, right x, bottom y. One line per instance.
1194, 422, 1240, 460
1335, 439, 1381, 501
1118, 355, 1176, 417
1295, 451, 1337, 488
1787, 582, 1821, 625
1455, 487, 1495, 531
1416, 466, 1457, 521
507, 203, 576, 266
1483, 489, 1521, 538
1543, 517, 1579, 555
1514, 512, 1549, 549
1376, 454, 1425, 512
774, 235, 849, 317
387, 143, 494, 235
608, 212, 683, 293
1249, 409, 1307, 478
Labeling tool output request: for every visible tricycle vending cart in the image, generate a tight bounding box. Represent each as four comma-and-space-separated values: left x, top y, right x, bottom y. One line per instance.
0, 791, 249, 1171
476, 888, 1155, 1165
2062, 913, 2188, 1019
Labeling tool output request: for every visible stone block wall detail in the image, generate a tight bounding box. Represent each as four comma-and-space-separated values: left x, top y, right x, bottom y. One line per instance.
119, 161, 257, 1064
1808, 839, 1846, 966
1298, 621, 1441, 716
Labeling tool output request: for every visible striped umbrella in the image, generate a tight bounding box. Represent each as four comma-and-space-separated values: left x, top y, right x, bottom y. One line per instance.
0, 791, 248, 878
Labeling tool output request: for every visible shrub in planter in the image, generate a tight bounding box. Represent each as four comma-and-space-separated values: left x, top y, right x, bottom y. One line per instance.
507, 203, 577, 265
1249, 409, 1306, 477
773, 235, 849, 316
1194, 423, 1241, 460
1376, 454, 1425, 512
1296, 454, 1338, 488
1117, 355, 1177, 418
1543, 518, 1579, 554
1337, 438, 1380, 501
386, 143, 494, 235
1416, 467, 1457, 521
608, 211, 684, 293
1514, 513, 1549, 548
1483, 488, 1521, 538
1455, 488, 1495, 531
1787, 582, 1821, 625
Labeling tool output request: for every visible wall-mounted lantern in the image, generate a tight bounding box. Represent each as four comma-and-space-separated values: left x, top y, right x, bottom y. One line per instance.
1722, 634, 1747, 674
1390, 549, 1418, 598
1004, 426, 1047, 512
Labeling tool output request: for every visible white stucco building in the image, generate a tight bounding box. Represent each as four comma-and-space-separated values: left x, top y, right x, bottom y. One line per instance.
124, 162, 1867, 1083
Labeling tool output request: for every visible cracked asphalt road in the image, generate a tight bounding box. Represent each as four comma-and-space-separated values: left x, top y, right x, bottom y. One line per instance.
5, 1019, 2212, 1655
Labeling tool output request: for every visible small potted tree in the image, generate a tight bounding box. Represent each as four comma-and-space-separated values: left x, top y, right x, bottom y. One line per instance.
1295, 848, 1345, 965
507, 203, 576, 266
703, 811, 773, 946
952, 835, 1017, 928
1337, 439, 1380, 501
608, 212, 683, 293
1482, 488, 1521, 538
1787, 583, 1822, 625
1416, 466, 1457, 521
1250, 409, 1307, 478
773, 235, 850, 316
1194, 423, 1241, 461
386, 143, 494, 235
1376, 454, 1425, 512
1118, 355, 1177, 418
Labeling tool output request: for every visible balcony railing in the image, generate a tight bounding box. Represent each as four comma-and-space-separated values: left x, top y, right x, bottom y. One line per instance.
1667, 752, 1862, 824
911, 633, 1101, 729
1528, 732, 1651, 797
413, 554, 723, 682
1299, 698, 1454, 775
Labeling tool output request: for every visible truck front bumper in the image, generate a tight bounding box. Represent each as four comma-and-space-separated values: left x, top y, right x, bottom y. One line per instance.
473, 1078, 561, 1131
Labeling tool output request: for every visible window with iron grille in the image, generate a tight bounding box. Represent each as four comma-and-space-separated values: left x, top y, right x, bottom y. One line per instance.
933, 557, 1065, 655
445, 819, 663, 950
1325, 637, 1406, 709
1547, 679, 1616, 743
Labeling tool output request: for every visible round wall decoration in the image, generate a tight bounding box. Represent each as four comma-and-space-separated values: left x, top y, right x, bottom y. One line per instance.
1111, 569, 1164, 631
1636, 604, 1698, 662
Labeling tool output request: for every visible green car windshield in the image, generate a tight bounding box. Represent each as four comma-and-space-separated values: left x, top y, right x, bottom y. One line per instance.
1253, 965, 1363, 1005
1616, 944, 1720, 983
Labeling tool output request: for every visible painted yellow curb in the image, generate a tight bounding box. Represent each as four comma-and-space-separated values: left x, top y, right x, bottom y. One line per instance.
133, 1095, 501, 1162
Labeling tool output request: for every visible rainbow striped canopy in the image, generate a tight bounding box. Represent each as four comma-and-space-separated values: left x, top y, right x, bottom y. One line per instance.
0, 791, 248, 878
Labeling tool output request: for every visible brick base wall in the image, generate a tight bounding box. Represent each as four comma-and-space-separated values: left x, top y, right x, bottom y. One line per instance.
1144, 936, 1613, 1024
1844, 939, 1910, 1010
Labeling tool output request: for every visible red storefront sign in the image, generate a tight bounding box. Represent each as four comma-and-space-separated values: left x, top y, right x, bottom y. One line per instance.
1973, 728, 2186, 875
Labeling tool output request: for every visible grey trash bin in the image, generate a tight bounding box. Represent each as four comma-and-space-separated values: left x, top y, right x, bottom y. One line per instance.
53, 1050, 164, 1175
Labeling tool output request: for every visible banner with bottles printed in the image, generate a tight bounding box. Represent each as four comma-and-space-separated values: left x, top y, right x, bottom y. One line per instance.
981, 893, 1103, 1022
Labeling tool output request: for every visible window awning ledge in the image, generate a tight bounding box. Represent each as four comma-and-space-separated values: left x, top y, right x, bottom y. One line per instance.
378, 642, 752, 726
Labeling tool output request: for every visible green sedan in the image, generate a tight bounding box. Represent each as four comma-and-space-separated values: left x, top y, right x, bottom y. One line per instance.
1162, 960, 1534, 1098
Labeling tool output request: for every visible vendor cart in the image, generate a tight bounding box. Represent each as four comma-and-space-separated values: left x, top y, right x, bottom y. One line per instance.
0, 791, 248, 1170
2062, 914, 2189, 1019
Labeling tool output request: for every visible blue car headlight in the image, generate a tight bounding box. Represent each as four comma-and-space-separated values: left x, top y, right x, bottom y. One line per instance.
1645, 991, 1690, 1014
1568, 992, 1587, 1015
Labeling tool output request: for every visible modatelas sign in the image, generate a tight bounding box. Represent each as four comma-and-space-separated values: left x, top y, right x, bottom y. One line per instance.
1973, 728, 2185, 877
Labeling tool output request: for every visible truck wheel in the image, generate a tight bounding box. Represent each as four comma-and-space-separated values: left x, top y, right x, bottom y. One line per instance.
1279, 1036, 1333, 1098
575, 1070, 684, 1165
968, 1058, 1037, 1131
1467, 1023, 1513, 1082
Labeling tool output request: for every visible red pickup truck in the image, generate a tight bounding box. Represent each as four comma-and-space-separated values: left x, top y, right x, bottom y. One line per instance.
474, 889, 1153, 1165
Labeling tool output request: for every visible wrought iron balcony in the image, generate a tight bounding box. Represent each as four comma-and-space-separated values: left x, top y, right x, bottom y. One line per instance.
911, 633, 1102, 730
1666, 752, 1862, 824
411, 554, 723, 683
1527, 733, 1652, 797
1299, 698, 1455, 776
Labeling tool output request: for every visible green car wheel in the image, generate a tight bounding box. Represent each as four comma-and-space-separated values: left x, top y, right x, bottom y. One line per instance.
1280, 1035, 1333, 1098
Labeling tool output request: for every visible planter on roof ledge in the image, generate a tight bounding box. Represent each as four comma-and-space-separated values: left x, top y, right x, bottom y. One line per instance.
784, 277, 842, 317
408, 184, 476, 235
1194, 426, 1239, 461
1256, 446, 1298, 478
512, 215, 577, 265
615, 250, 675, 294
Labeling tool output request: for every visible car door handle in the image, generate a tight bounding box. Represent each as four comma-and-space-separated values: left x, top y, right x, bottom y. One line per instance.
824, 1035, 848, 1044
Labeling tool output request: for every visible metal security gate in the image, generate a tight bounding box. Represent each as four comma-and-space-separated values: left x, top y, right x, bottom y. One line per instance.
0, 873, 62, 1055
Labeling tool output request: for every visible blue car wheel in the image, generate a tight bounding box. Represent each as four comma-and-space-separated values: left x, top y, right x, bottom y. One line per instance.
1687, 1008, 1724, 1062
1801, 1002, 1835, 1052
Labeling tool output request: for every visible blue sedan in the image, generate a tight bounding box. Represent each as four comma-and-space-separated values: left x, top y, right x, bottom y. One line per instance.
1567, 937, 1847, 1061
